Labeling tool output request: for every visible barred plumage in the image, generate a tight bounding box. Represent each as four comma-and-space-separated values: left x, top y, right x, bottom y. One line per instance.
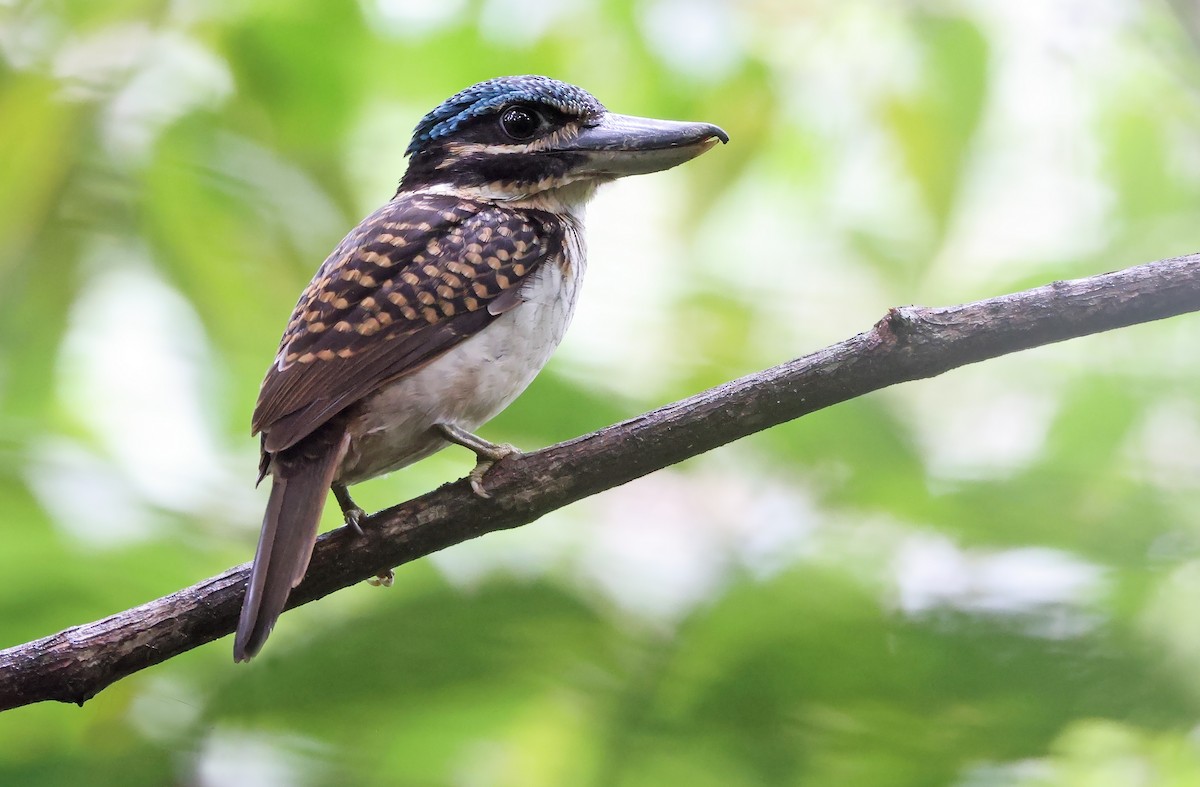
253, 194, 564, 454
234, 75, 727, 661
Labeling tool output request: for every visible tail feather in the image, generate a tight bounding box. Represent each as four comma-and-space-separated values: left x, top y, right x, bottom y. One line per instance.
234, 428, 350, 662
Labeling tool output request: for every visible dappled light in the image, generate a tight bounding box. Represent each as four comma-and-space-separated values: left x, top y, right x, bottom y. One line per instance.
2, 0, 1200, 784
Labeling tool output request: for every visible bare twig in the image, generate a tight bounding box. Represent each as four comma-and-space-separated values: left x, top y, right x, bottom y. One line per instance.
2, 254, 1198, 711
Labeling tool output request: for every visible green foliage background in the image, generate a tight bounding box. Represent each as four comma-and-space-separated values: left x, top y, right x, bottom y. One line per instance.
3, 0, 1200, 784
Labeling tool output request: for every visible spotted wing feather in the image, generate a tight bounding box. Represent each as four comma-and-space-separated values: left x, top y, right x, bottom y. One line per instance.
254, 192, 562, 453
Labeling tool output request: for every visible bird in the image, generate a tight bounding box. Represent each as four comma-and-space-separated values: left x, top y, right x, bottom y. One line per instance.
233, 75, 728, 661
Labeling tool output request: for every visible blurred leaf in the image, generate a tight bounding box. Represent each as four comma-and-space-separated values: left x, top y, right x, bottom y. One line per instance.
210, 575, 621, 784
881, 13, 988, 249
1020, 719, 1200, 787
2, 2, 1200, 785
0, 75, 88, 425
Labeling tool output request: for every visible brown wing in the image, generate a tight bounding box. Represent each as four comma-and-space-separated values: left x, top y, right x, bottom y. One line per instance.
253, 192, 563, 454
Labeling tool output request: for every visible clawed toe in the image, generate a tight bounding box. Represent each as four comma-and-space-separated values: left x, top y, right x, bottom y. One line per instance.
469, 443, 520, 498
435, 424, 522, 498
332, 483, 367, 535
367, 569, 394, 587
343, 506, 366, 535
469, 461, 493, 498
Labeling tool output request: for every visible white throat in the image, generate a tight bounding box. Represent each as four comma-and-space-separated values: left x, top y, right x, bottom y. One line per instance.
417, 179, 598, 219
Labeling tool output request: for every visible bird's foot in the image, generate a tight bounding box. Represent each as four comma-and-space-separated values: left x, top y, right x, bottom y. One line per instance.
344, 506, 366, 535
332, 482, 367, 536
435, 423, 522, 499
468, 445, 519, 498
367, 569, 394, 588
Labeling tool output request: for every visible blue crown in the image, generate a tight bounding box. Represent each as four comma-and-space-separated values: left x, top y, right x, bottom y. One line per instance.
406, 75, 605, 156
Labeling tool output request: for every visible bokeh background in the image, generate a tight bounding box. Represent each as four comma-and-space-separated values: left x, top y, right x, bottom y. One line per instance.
3, 0, 1200, 784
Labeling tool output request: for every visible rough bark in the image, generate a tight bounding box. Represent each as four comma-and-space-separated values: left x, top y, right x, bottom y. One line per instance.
1, 254, 1197, 711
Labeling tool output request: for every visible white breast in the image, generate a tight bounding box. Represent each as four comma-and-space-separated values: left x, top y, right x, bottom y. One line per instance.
338, 216, 586, 485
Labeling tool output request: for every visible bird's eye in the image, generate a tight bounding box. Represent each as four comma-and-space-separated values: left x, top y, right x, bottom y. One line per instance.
499, 106, 541, 140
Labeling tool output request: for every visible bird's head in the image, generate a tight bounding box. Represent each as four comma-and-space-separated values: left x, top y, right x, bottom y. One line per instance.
398, 75, 728, 205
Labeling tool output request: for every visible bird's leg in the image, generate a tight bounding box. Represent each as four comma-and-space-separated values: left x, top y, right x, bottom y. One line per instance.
434, 423, 521, 499
332, 482, 393, 586
331, 482, 366, 535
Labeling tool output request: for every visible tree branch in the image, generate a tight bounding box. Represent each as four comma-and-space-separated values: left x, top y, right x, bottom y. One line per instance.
2, 254, 1198, 711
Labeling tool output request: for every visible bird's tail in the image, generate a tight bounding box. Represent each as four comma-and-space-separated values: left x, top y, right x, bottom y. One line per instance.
234, 428, 350, 662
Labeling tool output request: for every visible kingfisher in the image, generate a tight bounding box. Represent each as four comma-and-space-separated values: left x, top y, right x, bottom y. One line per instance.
233, 75, 728, 661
